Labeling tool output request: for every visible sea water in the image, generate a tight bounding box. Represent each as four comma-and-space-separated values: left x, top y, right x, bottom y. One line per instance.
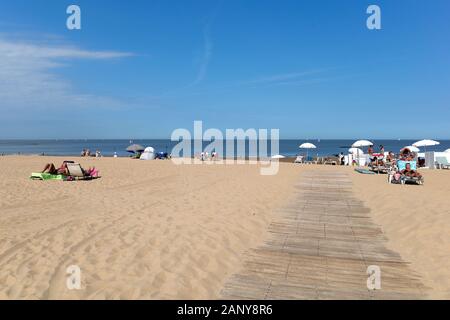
1, 139, 448, 158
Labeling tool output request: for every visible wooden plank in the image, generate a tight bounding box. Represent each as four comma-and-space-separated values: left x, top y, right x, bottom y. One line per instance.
221, 170, 428, 299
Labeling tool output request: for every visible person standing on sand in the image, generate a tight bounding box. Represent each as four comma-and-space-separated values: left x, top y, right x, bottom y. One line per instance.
339, 152, 344, 165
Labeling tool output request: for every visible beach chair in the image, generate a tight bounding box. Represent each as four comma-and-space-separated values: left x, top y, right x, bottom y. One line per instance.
369, 162, 388, 174
388, 160, 424, 185
435, 157, 450, 169
323, 156, 338, 165
67, 163, 85, 177
294, 155, 304, 164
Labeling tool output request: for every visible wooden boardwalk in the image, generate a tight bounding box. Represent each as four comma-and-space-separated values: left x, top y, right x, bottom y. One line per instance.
221, 171, 428, 299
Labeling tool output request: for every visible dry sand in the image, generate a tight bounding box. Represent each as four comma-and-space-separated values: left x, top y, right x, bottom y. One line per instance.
0, 156, 300, 299
352, 168, 450, 299
1, 157, 449, 299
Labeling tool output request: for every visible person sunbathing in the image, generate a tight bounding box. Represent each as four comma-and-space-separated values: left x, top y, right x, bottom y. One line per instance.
386, 152, 396, 163
401, 163, 422, 178
42, 162, 69, 175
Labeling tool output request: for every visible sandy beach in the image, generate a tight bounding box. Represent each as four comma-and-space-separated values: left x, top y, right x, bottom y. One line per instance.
352, 169, 450, 299
0, 156, 300, 299
1, 156, 449, 299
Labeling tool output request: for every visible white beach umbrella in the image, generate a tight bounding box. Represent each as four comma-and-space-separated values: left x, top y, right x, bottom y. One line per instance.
412, 139, 440, 147
271, 154, 285, 159
402, 145, 420, 153
348, 147, 363, 154
413, 139, 440, 153
299, 142, 317, 159
351, 140, 373, 148
299, 143, 317, 149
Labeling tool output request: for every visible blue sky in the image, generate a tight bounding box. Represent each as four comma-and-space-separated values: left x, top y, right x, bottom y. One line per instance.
0, 0, 449, 139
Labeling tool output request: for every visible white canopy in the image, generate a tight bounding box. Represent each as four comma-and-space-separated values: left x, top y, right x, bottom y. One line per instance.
140, 146, 155, 160
412, 139, 440, 147
352, 140, 373, 148
348, 147, 363, 154
299, 142, 317, 149
402, 145, 420, 153
271, 154, 285, 159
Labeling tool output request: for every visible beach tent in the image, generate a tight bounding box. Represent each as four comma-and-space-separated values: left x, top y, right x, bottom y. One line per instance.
299, 142, 317, 160
140, 147, 155, 160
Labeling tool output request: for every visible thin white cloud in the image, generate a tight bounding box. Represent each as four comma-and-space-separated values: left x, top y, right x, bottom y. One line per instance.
0, 36, 133, 111
190, 24, 213, 87
242, 69, 327, 86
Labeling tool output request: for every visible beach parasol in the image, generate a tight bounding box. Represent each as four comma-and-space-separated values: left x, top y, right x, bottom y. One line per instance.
412, 139, 440, 153
351, 140, 373, 148
299, 142, 317, 160
271, 154, 285, 159
413, 139, 440, 147
126, 144, 145, 153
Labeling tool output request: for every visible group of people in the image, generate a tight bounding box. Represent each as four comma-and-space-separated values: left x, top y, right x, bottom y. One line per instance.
365, 144, 423, 181
368, 144, 386, 166
200, 151, 218, 161
81, 149, 102, 157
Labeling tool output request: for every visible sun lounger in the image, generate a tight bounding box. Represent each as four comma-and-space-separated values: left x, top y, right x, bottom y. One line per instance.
435, 157, 450, 169
368, 163, 388, 174
323, 156, 338, 165
294, 155, 303, 163
355, 168, 376, 175
31, 163, 100, 181
389, 174, 424, 185
387, 160, 424, 185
